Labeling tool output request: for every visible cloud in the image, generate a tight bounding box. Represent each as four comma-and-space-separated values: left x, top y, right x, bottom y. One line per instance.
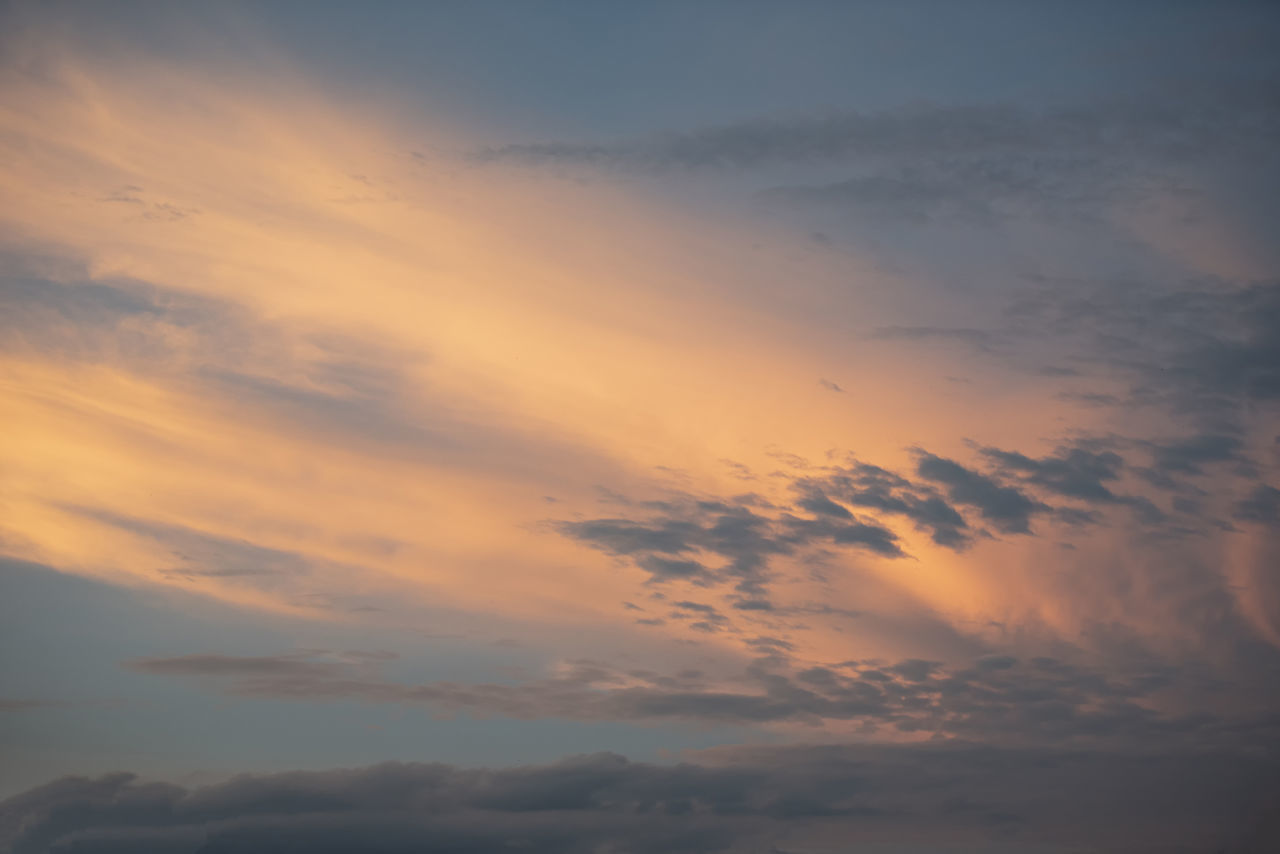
793, 462, 972, 548
979, 444, 1123, 503
555, 453, 1012, 617
120, 649, 1280, 750
1144, 434, 1247, 478
550, 429, 1275, 657
914, 452, 1047, 535
478, 87, 1279, 172
1007, 278, 1280, 431
1235, 484, 1280, 525
478, 84, 1280, 236
0, 265, 487, 460
126, 651, 392, 681
4, 743, 1279, 854
558, 497, 903, 603
978, 441, 1173, 526
757, 154, 1114, 225
62, 510, 315, 583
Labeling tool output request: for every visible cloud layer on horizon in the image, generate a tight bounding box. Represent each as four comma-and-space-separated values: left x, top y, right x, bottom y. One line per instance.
5, 745, 1279, 854
1, 4, 1278, 848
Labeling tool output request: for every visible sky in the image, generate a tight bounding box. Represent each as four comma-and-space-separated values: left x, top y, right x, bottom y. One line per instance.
1, 1, 1278, 851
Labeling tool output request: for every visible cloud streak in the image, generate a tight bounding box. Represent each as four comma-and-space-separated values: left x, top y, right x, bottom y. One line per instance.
122, 649, 1280, 753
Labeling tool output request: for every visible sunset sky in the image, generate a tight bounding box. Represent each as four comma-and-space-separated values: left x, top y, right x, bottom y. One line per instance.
2, 2, 1279, 852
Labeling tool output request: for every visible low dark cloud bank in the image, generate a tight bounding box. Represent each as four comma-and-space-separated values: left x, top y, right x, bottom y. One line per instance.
4, 744, 1278, 854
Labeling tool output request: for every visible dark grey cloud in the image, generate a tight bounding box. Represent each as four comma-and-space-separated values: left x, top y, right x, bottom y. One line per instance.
556, 456, 993, 617
561, 519, 705, 559
794, 492, 851, 519
840, 280, 1280, 551
774, 279, 1280, 544
555, 428, 1276, 681
980, 444, 1123, 503
978, 441, 1173, 526
887, 659, 937, 682
1008, 278, 1280, 431
0, 757, 740, 854
914, 452, 1047, 535
992, 277, 1280, 532
559, 436, 1242, 628
5, 742, 1278, 854
794, 462, 972, 548
636, 555, 711, 583
558, 497, 901, 603
1235, 484, 1280, 525
1145, 434, 1247, 478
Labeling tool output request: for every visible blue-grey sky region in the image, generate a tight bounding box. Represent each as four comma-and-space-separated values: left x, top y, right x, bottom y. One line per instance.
1, 2, 1279, 852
